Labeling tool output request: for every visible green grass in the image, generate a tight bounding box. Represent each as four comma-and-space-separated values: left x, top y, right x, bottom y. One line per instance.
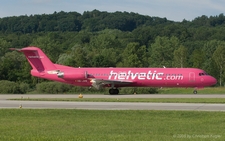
11, 98, 225, 103
0, 109, 224, 141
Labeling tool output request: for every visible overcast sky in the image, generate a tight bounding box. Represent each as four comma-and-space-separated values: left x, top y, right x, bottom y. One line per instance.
0, 0, 224, 21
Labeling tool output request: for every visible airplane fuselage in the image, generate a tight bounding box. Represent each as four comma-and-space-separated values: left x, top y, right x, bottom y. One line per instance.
31, 66, 216, 88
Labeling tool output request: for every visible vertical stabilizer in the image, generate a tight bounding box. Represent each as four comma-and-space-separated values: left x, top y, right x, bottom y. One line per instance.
12, 47, 56, 72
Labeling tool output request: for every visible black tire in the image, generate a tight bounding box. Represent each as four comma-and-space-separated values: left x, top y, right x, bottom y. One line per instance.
193, 90, 197, 94
114, 89, 119, 94
109, 88, 119, 95
109, 89, 114, 94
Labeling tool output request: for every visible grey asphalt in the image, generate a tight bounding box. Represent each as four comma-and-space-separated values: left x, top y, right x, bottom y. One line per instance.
0, 94, 225, 111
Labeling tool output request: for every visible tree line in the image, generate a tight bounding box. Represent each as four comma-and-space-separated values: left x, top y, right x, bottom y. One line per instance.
0, 10, 225, 93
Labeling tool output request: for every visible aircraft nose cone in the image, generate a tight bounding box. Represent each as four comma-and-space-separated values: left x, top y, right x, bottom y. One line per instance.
210, 76, 217, 85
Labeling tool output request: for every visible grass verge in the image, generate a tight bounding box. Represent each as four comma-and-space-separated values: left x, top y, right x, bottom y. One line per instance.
25, 87, 225, 94
0, 109, 224, 141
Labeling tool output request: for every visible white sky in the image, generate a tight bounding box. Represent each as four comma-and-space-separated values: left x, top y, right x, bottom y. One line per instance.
0, 0, 224, 21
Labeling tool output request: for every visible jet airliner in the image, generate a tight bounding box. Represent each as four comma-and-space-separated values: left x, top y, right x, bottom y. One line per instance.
11, 47, 217, 94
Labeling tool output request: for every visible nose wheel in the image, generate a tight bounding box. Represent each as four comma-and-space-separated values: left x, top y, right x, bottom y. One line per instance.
193, 90, 197, 94
109, 88, 119, 95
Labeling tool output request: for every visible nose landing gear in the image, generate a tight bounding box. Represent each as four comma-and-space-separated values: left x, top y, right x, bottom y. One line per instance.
193, 90, 197, 94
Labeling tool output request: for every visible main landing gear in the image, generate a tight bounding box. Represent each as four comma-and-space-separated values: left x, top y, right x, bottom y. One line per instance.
109, 88, 119, 95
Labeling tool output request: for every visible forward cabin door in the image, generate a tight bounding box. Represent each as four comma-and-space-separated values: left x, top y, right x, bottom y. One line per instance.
189, 72, 195, 82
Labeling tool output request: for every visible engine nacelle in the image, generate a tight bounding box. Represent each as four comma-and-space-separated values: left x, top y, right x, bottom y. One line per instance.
57, 71, 87, 80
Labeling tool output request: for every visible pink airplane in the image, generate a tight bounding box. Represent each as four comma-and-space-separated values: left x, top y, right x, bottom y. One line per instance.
11, 47, 217, 94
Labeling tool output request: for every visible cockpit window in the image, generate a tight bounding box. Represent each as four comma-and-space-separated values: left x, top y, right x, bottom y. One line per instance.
199, 73, 204, 76
199, 72, 208, 76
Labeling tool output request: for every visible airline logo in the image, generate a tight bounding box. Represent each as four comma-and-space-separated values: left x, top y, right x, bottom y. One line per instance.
108, 70, 183, 80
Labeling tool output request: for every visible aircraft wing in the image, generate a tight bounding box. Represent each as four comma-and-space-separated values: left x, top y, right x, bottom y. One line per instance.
90, 78, 134, 89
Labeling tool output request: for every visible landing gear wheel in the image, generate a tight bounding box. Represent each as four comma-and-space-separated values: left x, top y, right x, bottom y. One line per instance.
109, 88, 119, 95
193, 90, 197, 94
114, 89, 119, 94
109, 89, 114, 94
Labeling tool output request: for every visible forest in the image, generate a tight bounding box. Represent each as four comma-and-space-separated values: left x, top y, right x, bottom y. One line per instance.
0, 9, 225, 94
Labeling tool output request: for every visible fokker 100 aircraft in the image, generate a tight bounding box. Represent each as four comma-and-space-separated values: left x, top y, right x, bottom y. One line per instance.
11, 47, 217, 94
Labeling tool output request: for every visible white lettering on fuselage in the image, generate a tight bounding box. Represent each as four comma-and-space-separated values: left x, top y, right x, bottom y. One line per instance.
166, 75, 183, 80
108, 70, 184, 81
108, 70, 164, 80
28, 56, 44, 59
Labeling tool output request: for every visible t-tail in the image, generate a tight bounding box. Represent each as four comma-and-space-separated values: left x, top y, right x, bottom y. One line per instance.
10, 47, 56, 76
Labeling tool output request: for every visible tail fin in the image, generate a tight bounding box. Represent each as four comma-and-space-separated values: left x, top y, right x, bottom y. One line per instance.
11, 47, 56, 72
